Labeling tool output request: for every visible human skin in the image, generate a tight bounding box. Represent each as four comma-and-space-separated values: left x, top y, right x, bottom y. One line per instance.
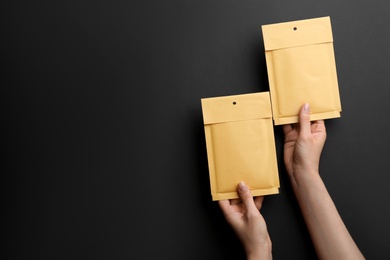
218, 103, 364, 260
283, 103, 365, 259
218, 182, 272, 260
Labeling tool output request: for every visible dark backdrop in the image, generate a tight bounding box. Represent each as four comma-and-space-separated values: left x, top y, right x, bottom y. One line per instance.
2, 0, 390, 259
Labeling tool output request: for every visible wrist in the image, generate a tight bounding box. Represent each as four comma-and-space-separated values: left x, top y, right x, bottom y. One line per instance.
289, 170, 328, 205
289, 169, 322, 191
247, 251, 272, 260
246, 241, 272, 260
289, 167, 320, 182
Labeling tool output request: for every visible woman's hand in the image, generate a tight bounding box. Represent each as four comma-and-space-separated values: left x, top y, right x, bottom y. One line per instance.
283, 103, 327, 179
218, 182, 272, 260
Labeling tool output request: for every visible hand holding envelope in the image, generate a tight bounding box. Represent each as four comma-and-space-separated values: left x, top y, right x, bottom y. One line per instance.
201, 16, 364, 260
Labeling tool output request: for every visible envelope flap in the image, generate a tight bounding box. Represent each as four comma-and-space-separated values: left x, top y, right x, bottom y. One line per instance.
262, 16, 333, 51
201, 92, 272, 125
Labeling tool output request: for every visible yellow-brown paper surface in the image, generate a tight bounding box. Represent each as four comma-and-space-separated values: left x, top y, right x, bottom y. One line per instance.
201, 92, 279, 201
262, 16, 342, 125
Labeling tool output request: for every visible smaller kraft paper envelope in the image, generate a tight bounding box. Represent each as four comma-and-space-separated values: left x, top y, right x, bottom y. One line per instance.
201, 92, 280, 201
262, 16, 342, 125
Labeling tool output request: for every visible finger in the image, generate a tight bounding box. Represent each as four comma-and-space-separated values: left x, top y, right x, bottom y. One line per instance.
299, 103, 311, 137
311, 120, 326, 133
254, 196, 264, 211
237, 182, 258, 213
218, 200, 230, 213
283, 124, 293, 135
230, 198, 241, 206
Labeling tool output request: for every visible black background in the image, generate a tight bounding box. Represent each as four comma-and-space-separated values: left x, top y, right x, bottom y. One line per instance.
2, 0, 390, 259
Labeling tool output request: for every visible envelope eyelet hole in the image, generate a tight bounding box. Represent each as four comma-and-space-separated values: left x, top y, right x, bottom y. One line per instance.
233, 102, 237, 105
293, 27, 297, 31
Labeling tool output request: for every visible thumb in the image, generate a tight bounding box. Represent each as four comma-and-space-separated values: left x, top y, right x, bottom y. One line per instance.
299, 103, 311, 137
237, 182, 257, 213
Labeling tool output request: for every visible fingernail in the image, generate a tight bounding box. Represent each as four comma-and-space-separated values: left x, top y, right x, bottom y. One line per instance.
238, 181, 247, 192
303, 103, 310, 112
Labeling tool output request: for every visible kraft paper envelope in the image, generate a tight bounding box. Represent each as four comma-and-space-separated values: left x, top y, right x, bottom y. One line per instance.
201, 92, 279, 201
262, 16, 342, 125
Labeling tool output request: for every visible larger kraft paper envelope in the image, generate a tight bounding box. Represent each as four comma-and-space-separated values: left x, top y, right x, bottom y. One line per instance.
262, 16, 342, 125
201, 92, 280, 201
